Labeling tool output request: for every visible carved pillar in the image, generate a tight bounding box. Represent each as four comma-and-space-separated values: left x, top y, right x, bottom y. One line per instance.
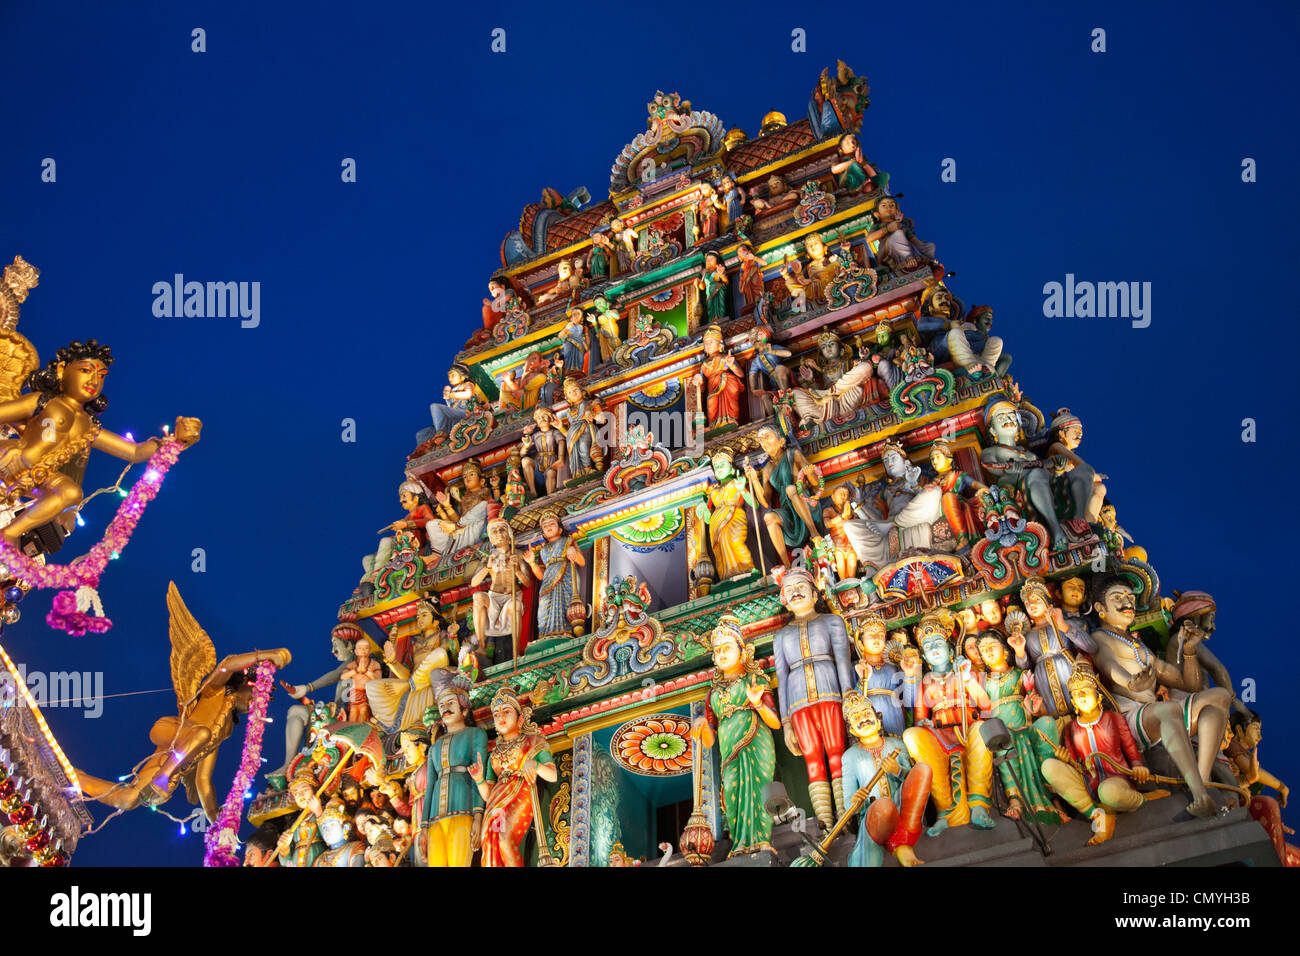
568, 732, 593, 867
685, 281, 702, 334
592, 536, 611, 622
690, 699, 722, 837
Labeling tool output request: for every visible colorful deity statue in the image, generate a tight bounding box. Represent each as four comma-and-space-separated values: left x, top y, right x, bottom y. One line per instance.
696, 449, 756, 582
803, 233, 841, 303
521, 406, 570, 497
830, 132, 880, 193
1165, 591, 1248, 719
780, 256, 813, 312
717, 174, 748, 236
901, 608, 996, 835
1097, 501, 1142, 560
835, 440, 944, 574
561, 375, 607, 478
422, 681, 489, 867
1011, 577, 1097, 717
471, 518, 531, 664
367, 602, 457, 735
981, 397, 1097, 551
698, 251, 730, 321
537, 257, 587, 307
770, 567, 856, 826
840, 690, 929, 867
383, 727, 431, 865
691, 614, 780, 858
1041, 669, 1170, 845
360, 479, 435, 593
1046, 408, 1107, 522
427, 459, 493, 562
610, 217, 637, 272
927, 439, 988, 549
744, 426, 822, 567
1059, 575, 1089, 620
0, 338, 203, 544
865, 197, 937, 274
736, 243, 767, 312
694, 324, 744, 429
559, 307, 591, 375
589, 296, 622, 364
821, 485, 861, 583
523, 509, 586, 644
275, 767, 328, 867
1089, 575, 1231, 818
947, 305, 1010, 378
469, 688, 557, 867
975, 630, 1067, 824
849, 609, 910, 736
426, 362, 486, 439
339, 637, 382, 723
694, 182, 725, 243
497, 351, 551, 414
588, 230, 617, 280
790, 330, 881, 427
744, 321, 792, 419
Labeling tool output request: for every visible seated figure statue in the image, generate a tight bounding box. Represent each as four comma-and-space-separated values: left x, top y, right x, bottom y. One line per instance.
835, 440, 945, 575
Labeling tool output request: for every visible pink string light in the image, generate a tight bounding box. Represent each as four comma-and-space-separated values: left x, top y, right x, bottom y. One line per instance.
203, 660, 276, 867
0, 438, 182, 634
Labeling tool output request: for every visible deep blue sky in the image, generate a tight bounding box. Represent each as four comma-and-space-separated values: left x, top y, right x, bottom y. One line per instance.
2, 0, 1295, 865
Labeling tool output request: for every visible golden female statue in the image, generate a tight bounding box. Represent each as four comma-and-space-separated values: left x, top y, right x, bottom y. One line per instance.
74, 582, 291, 822
695, 450, 755, 581
0, 263, 201, 544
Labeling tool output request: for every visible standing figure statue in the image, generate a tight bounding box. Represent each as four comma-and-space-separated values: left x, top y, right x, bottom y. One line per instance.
524, 509, 586, 644
469, 688, 557, 867
385, 727, 431, 865
1045, 408, 1107, 523
698, 251, 730, 321
736, 243, 767, 312
690, 614, 780, 858
275, 768, 328, 867
840, 691, 929, 867
1011, 576, 1097, 717
558, 307, 590, 375
849, 609, 911, 736
1041, 669, 1170, 845
975, 629, 1067, 824
695, 450, 755, 582
521, 406, 570, 497
1089, 575, 1231, 818
981, 397, 1096, 551
422, 681, 489, 867
471, 518, 531, 664
743, 426, 822, 568
694, 324, 744, 429
745, 322, 791, 419
901, 608, 996, 835
561, 376, 607, 479
339, 638, 382, 723
770, 567, 856, 827
74, 583, 291, 823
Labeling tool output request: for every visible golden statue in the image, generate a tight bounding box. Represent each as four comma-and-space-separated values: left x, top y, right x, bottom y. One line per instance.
74, 582, 291, 822
0, 257, 201, 544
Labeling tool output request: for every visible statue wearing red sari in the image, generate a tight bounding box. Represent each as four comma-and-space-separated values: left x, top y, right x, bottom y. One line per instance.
469, 687, 557, 867
694, 324, 744, 428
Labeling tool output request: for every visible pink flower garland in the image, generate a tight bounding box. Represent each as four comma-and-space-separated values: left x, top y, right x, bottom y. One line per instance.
203, 660, 276, 867
0, 438, 182, 634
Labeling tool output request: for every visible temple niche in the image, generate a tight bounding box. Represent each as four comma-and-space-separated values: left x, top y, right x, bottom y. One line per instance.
248, 63, 1286, 870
